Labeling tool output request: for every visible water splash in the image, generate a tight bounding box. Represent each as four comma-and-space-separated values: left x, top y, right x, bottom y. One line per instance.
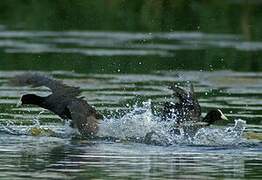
192, 120, 246, 146
0, 99, 247, 146
97, 99, 181, 145
0, 110, 77, 138
98, 100, 247, 146
98, 100, 160, 140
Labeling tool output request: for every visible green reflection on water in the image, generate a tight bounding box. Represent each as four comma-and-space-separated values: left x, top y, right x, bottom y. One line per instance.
0, 0, 261, 39
0, 50, 261, 73
0, 0, 262, 72
0, 1, 261, 180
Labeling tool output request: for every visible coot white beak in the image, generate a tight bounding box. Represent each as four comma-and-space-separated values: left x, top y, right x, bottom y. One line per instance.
218, 109, 228, 121
16, 96, 22, 107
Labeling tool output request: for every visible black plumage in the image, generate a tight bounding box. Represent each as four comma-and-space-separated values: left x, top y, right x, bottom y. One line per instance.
162, 83, 228, 125
11, 73, 103, 137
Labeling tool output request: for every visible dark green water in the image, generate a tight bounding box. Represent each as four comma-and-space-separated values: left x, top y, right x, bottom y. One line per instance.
0, 1, 262, 179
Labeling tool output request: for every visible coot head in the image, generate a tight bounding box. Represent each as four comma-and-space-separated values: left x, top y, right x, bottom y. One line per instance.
21, 94, 44, 106
203, 109, 228, 125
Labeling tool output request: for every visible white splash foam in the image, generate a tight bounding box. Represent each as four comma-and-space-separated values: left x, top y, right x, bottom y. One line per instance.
98, 100, 160, 139
192, 119, 246, 146
98, 100, 246, 146
0, 111, 77, 138
1, 100, 247, 146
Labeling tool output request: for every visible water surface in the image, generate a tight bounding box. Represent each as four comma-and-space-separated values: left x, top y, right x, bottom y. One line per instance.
0, 1, 262, 178
0, 69, 262, 179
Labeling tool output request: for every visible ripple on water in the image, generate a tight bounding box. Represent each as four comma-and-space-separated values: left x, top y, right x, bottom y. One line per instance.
0, 70, 261, 179
0, 30, 262, 59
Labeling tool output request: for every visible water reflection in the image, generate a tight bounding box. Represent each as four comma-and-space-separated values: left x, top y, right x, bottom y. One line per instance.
2, 30, 262, 55
0, 0, 262, 178
0, 136, 260, 179
0, 29, 261, 72
0, 30, 240, 57
1, 29, 262, 54
0, 70, 262, 179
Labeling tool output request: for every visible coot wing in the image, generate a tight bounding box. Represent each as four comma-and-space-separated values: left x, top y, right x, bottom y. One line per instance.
67, 99, 103, 137
10, 73, 81, 97
168, 83, 201, 121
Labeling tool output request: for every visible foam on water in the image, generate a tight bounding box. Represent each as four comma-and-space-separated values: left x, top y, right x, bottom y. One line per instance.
0, 113, 77, 138
0, 100, 247, 146
192, 120, 246, 146
98, 100, 247, 146
98, 100, 159, 139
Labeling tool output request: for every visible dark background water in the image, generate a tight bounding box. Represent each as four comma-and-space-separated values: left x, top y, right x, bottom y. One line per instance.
0, 1, 262, 179
0, 0, 262, 73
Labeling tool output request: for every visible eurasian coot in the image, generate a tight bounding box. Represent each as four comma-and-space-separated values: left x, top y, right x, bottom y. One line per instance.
162, 83, 228, 125
11, 73, 103, 137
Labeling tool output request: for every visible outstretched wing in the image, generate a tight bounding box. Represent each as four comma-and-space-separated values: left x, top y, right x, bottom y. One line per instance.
10, 73, 81, 97
67, 99, 103, 137
168, 83, 201, 120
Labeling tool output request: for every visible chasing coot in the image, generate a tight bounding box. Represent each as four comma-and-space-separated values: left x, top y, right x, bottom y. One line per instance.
11, 73, 103, 137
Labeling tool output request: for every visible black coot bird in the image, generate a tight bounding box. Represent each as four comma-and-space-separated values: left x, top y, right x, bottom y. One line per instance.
10, 73, 103, 137
144, 84, 229, 144
162, 83, 228, 126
